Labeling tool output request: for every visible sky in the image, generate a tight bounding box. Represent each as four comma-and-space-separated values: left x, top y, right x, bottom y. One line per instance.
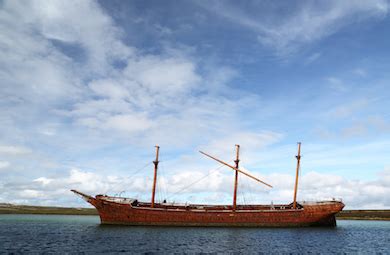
0, 0, 390, 209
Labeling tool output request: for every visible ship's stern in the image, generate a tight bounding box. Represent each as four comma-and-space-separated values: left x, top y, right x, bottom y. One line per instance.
307, 201, 345, 227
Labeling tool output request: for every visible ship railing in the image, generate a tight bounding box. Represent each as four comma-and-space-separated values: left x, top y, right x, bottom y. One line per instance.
300, 198, 343, 205
98, 196, 137, 205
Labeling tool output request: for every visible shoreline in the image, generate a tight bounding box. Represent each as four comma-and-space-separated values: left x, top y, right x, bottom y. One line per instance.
337, 210, 390, 221
0, 203, 97, 216
1, 203, 389, 220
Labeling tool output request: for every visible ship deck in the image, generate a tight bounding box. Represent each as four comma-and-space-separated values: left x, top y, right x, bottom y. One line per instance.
96, 194, 342, 212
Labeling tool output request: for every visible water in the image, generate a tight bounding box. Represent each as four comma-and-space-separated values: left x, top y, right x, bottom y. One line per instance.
0, 215, 389, 253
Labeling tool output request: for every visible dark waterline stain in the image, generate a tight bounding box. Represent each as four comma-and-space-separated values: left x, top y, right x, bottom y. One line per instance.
0, 215, 389, 253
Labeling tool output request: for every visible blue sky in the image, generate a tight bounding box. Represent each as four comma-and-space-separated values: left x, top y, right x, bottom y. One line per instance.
0, 0, 389, 209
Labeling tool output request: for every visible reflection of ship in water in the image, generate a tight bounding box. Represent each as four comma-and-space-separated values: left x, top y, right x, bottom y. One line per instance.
72, 143, 344, 227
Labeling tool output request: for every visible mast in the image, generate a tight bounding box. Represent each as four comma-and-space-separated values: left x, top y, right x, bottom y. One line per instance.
293, 142, 301, 209
233, 145, 240, 211
151, 145, 160, 208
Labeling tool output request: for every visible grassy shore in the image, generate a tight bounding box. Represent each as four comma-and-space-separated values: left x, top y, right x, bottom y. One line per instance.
1, 203, 389, 220
337, 210, 390, 221
0, 203, 97, 215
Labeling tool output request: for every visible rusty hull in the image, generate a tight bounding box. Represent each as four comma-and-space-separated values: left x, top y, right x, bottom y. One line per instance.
73, 190, 344, 227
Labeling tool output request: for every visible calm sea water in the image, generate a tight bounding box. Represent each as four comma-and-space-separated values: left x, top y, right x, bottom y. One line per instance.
0, 215, 389, 253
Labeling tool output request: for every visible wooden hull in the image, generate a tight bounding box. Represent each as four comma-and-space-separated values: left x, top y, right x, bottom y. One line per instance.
79, 193, 344, 227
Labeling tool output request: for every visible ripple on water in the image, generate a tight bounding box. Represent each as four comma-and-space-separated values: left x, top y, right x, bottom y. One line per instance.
0, 215, 389, 253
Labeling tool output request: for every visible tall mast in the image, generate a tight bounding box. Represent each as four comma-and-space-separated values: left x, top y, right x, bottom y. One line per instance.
233, 145, 240, 211
293, 142, 301, 209
151, 145, 160, 208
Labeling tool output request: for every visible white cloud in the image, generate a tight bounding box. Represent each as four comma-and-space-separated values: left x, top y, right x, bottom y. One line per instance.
89, 80, 131, 99
19, 189, 44, 199
301, 171, 344, 189
124, 56, 200, 95
379, 167, 390, 184
200, 131, 284, 164
0, 161, 10, 169
103, 114, 153, 134
198, 0, 389, 55
0, 145, 31, 155
0, 0, 134, 112
2, 166, 390, 209
0, 0, 265, 151
0, 1, 82, 107
33, 177, 53, 186
30, 0, 134, 72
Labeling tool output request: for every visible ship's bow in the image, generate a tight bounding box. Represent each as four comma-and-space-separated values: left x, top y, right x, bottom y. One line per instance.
71, 190, 99, 208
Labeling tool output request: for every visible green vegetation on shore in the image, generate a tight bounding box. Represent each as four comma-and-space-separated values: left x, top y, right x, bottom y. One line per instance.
337, 210, 390, 221
0, 203, 97, 215
1, 203, 389, 220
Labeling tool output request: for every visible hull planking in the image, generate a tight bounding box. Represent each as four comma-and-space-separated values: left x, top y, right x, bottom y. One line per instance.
72, 190, 344, 227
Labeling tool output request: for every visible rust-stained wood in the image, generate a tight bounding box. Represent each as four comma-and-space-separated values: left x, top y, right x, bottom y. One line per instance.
199, 151, 273, 188
77, 191, 344, 227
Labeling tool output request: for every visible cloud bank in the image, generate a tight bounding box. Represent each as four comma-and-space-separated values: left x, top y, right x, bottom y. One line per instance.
2, 167, 389, 209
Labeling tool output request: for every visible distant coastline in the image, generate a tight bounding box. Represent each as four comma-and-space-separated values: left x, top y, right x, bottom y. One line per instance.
337, 210, 390, 221
0, 203, 97, 216
0, 203, 389, 220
